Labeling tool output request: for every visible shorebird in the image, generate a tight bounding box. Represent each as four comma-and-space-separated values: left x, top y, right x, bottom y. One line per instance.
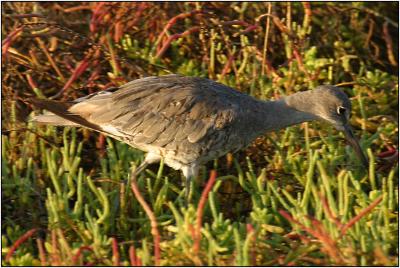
31, 74, 369, 200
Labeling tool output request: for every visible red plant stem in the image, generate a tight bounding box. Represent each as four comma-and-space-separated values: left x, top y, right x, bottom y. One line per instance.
2, 26, 23, 57
72, 246, 94, 265
130, 171, 161, 266
62, 5, 92, 13
35, 37, 66, 81
156, 26, 200, 59
280, 210, 324, 240
238, 25, 259, 35
90, 2, 107, 32
107, 38, 121, 75
129, 245, 142, 266
52, 55, 91, 98
319, 193, 343, 228
86, 65, 101, 87
5, 228, 38, 262
382, 22, 397, 66
220, 20, 260, 36
111, 237, 120, 266
385, 144, 396, 151
194, 170, 217, 254
36, 238, 47, 266
302, 2, 312, 27
303, 2, 312, 15
127, 2, 148, 29
129, 245, 137, 266
188, 223, 196, 241
246, 223, 257, 266
51, 229, 61, 266
156, 10, 204, 47
220, 54, 235, 78
99, 81, 116, 90
114, 21, 123, 43
220, 19, 252, 27
293, 48, 311, 80
96, 134, 106, 152
2, 26, 23, 46
378, 148, 398, 158
340, 195, 383, 236
269, 15, 297, 40
26, 74, 39, 90
279, 210, 343, 264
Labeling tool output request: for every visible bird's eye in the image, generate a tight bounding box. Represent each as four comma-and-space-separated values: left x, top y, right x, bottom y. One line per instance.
337, 106, 346, 115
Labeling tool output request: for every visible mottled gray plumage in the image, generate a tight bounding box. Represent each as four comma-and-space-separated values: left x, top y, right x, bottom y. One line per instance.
31, 74, 368, 199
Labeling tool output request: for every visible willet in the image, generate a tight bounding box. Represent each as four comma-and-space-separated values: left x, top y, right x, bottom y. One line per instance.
31, 74, 369, 200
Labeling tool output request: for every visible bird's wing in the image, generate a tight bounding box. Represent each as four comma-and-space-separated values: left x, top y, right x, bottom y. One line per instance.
33, 75, 248, 148
101, 75, 245, 145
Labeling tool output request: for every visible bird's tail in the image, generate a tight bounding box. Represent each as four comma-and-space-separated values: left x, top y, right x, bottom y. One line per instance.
29, 98, 103, 132
31, 113, 79, 126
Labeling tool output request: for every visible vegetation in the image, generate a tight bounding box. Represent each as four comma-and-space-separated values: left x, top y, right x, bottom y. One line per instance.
2, 2, 398, 266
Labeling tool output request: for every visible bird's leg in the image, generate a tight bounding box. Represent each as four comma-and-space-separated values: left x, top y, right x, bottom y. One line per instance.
182, 165, 198, 205
131, 161, 149, 179
129, 152, 161, 181
185, 176, 192, 204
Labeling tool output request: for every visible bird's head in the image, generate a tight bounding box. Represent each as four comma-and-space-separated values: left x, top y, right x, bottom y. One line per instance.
285, 85, 369, 168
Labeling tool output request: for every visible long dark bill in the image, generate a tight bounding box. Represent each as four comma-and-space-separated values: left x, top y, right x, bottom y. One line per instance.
343, 124, 369, 168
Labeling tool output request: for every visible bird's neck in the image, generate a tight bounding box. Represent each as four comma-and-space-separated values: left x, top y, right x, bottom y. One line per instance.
252, 94, 318, 134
